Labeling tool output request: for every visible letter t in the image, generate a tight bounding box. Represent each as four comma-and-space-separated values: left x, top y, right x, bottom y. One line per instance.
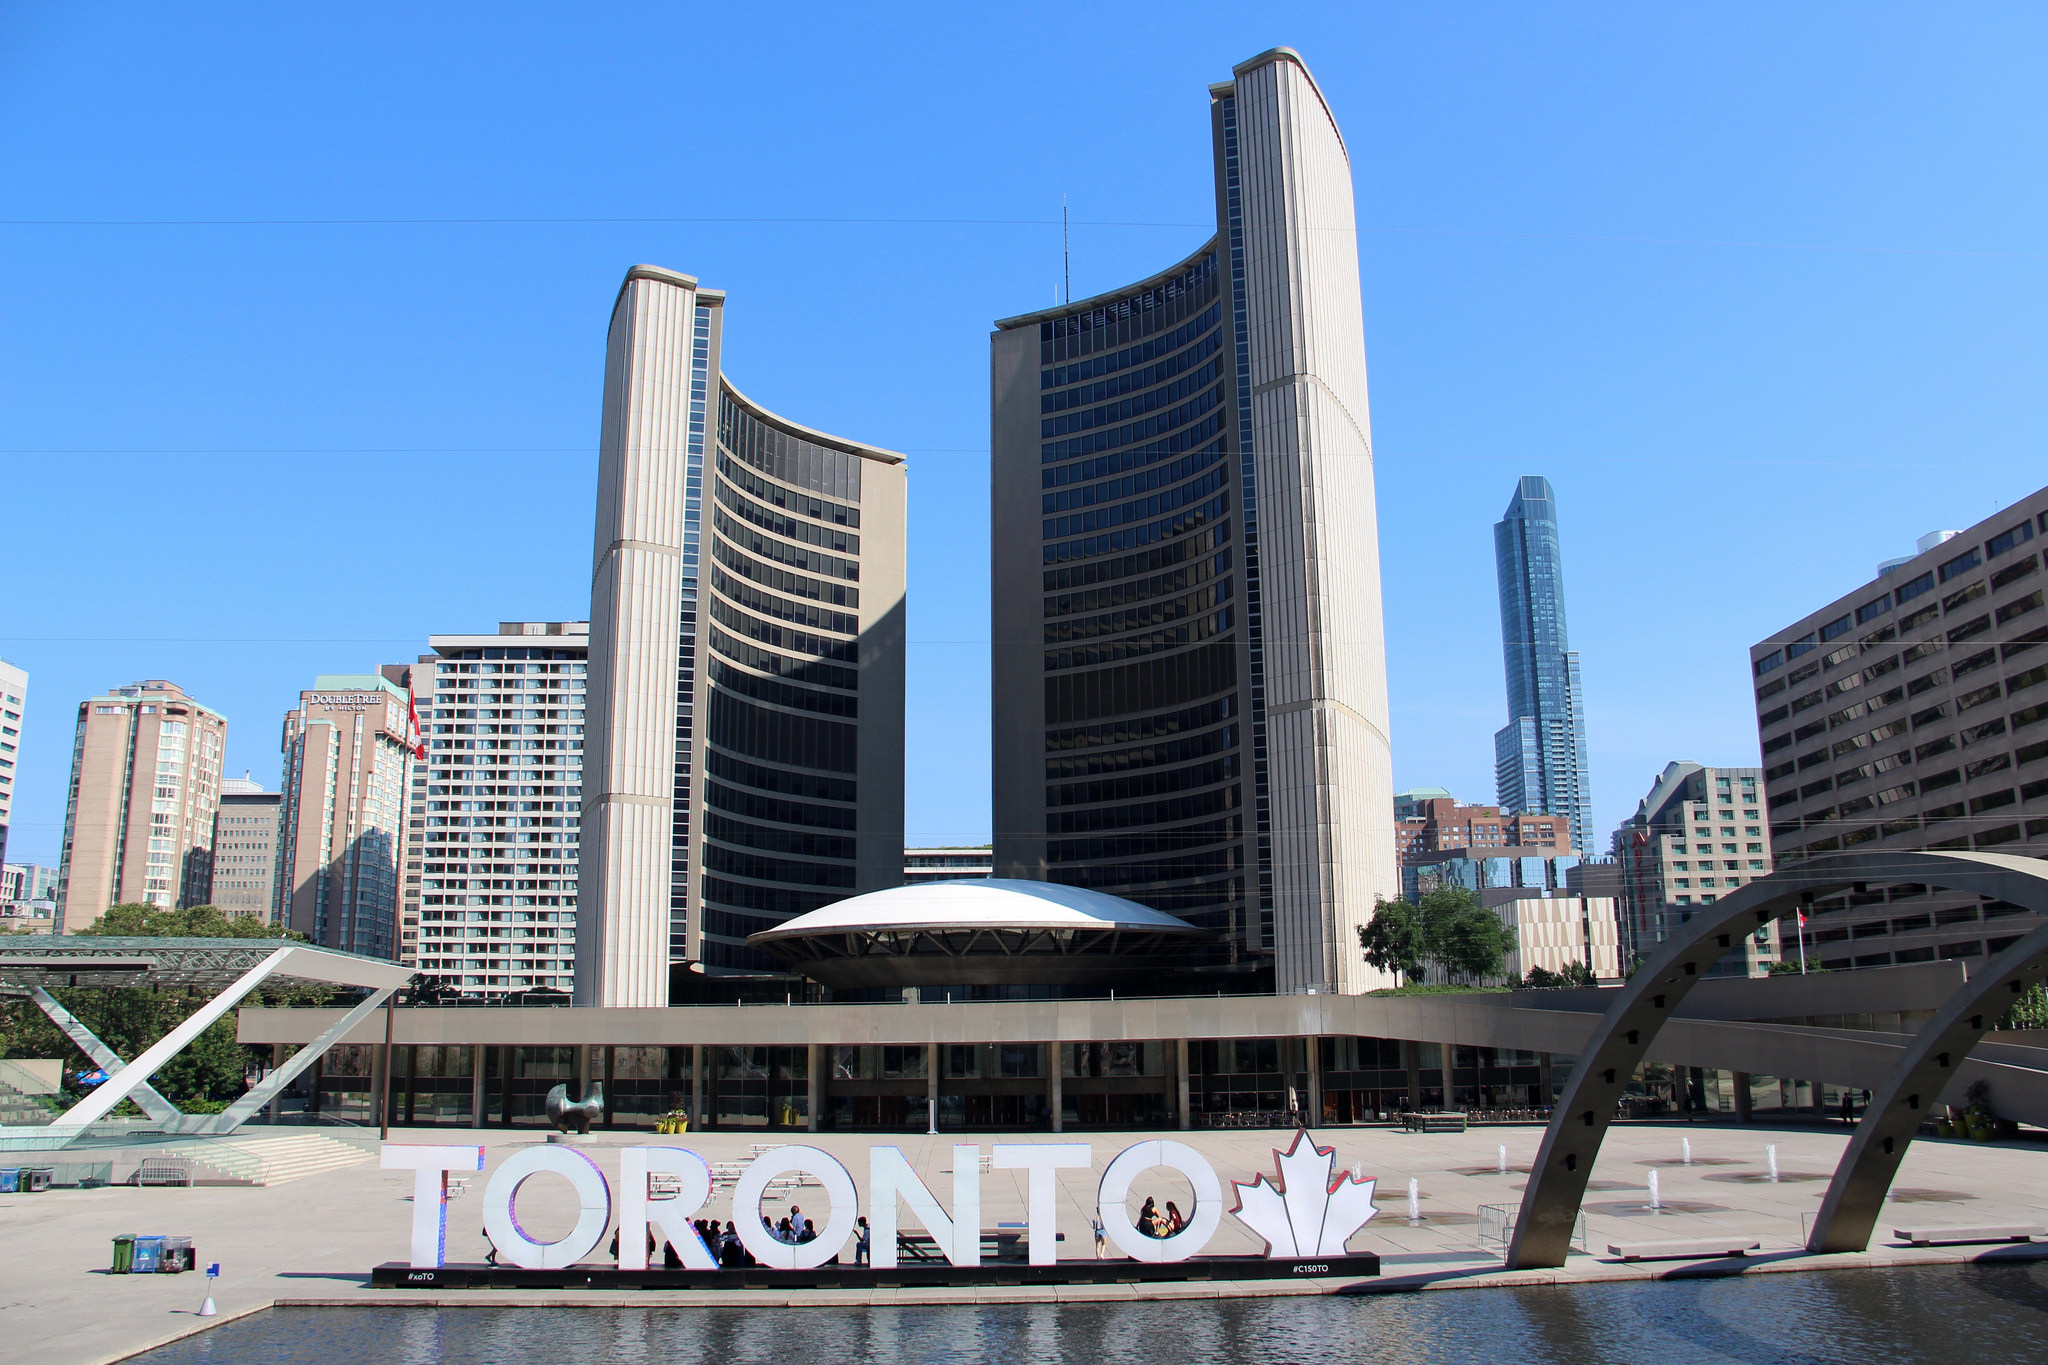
992, 1143, 1091, 1266
381, 1144, 485, 1268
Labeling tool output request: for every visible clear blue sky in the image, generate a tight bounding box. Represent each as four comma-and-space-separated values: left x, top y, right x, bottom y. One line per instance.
2, 4, 2044, 867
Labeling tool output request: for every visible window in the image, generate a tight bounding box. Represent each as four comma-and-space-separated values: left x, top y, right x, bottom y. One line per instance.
1786, 633, 1818, 661
1940, 548, 1982, 583
1855, 593, 1894, 625
1820, 614, 1854, 642
1896, 570, 1937, 603
1754, 649, 1784, 676
1988, 521, 2035, 559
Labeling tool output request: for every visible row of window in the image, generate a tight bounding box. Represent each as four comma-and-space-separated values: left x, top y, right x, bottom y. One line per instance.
1041, 358, 1222, 439
1037, 252, 1219, 357
1047, 783, 1240, 836
713, 535, 858, 610
1040, 385, 1222, 463
1044, 638, 1237, 725
714, 476, 859, 554
714, 452, 859, 528
1043, 462, 1230, 541
707, 623, 858, 692
712, 507, 859, 582
1042, 436, 1227, 514
1046, 723, 1238, 781
1045, 579, 1232, 646
711, 565, 859, 637
706, 691, 859, 775
1045, 606, 1232, 673
1043, 489, 1230, 567
706, 659, 856, 719
1043, 523, 1228, 594
1046, 692, 1236, 754
1048, 753, 1239, 809
717, 390, 866, 503
1043, 329, 1223, 413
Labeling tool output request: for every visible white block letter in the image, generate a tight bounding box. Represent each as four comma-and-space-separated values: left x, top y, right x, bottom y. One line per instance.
617, 1146, 716, 1270
1097, 1139, 1223, 1263
381, 1144, 484, 1268
732, 1144, 858, 1270
481, 1145, 613, 1269
993, 1143, 1091, 1266
869, 1144, 981, 1269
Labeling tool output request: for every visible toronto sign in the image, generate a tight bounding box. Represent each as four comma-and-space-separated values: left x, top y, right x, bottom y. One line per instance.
376, 1130, 1383, 1287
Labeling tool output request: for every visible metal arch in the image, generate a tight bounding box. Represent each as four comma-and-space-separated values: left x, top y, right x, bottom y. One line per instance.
1807, 914, 2048, 1253
1504, 849, 2048, 1270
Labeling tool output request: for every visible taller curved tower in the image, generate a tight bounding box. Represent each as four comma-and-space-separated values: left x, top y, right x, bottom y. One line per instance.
990, 49, 1395, 994
580, 266, 907, 1007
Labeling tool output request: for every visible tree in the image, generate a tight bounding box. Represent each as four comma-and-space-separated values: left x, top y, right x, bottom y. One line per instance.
1359, 896, 1426, 983
1522, 960, 1597, 989
1418, 887, 1521, 984
2, 904, 312, 1111
1361, 887, 1522, 985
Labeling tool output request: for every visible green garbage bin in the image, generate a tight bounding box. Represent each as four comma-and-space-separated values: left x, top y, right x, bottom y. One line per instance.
111, 1235, 136, 1274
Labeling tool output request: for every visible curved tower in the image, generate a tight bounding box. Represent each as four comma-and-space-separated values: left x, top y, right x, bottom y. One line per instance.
580, 266, 906, 1007
990, 49, 1396, 994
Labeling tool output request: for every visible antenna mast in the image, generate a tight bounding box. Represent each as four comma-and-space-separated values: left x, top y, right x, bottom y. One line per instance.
1062, 196, 1070, 305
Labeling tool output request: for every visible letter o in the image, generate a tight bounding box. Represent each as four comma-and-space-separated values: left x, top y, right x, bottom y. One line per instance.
481, 1145, 612, 1269
732, 1144, 858, 1269
1096, 1139, 1223, 1263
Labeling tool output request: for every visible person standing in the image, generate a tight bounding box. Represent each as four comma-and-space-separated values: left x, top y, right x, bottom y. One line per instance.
1091, 1216, 1107, 1258
855, 1216, 872, 1267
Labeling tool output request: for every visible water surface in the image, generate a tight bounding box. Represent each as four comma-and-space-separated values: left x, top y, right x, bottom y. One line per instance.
140, 1263, 2048, 1364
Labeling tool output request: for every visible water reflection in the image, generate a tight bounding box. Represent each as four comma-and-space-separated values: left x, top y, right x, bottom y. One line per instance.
137, 1263, 2048, 1365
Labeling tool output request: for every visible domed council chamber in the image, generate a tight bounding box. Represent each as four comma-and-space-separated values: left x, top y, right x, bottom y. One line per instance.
746, 879, 1212, 992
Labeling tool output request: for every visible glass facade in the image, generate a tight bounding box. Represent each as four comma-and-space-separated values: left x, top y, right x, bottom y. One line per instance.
1019, 245, 1260, 958
1493, 476, 1593, 851
694, 388, 868, 973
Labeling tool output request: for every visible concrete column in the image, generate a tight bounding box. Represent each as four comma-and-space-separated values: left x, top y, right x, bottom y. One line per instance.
1305, 1037, 1324, 1126
691, 1045, 705, 1131
926, 1043, 940, 1131
1176, 1038, 1192, 1131
1048, 1046, 1063, 1133
807, 1044, 822, 1133
369, 1039, 389, 1129
267, 1044, 287, 1124
470, 1046, 486, 1129
1283, 1038, 1301, 1118
1402, 1039, 1421, 1113
573, 1044, 588, 1102
1538, 1052, 1554, 1115
1732, 1071, 1753, 1123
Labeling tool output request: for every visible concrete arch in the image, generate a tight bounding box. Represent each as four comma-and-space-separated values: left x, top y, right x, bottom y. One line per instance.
1806, 916, 2048, 1252
1505, 850, 2048, 1270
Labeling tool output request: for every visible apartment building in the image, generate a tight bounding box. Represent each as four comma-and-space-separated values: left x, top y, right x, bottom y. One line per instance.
57, 680, 227, 928
1610, 762, 1777, 975
1394, 791, 1570, 863
276, 674, 416, 958
1752, 484, 2048, 968
0, 660, 24, 867
413, 622, 586, 995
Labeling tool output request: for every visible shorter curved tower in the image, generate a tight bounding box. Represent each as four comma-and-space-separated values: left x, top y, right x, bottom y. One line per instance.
580, 266, 906, 1007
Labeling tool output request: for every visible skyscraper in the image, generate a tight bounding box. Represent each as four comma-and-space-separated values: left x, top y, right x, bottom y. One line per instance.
0, 659, 24, 868
411, 622, 587, 995
57, 680, 227, 928
579, 265, 907, 1007
1493, 476, 1593, 852
276, 674, 416, 958
211, 775, 282, 921
990, 49, 1396, 995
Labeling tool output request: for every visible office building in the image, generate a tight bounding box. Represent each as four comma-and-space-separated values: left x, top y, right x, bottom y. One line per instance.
57, 680, 227, 929
1395, 792, 1570, 862
2, 861, 59, 930
990, 48, 1396, 995
1494, 476, 1593, 851
1611, 762, 1777, 975
1753, 485, 2048, 967
412, 622, 586, 995
211, 776, 282, 921
0, 659, 24, 868
903, 847, 994, 884
276, 674, 416, 958
579, 266, 907, 1006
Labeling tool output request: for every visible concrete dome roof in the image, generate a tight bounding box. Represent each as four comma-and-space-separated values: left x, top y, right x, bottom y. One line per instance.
749, 878, 1205, 942
745, 880, 1211, 991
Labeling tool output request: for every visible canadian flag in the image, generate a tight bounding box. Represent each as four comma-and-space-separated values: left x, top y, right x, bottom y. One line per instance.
406, 685, 427, 760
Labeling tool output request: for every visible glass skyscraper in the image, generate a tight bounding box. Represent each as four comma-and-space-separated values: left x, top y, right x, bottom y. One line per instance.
1493, 475, 1593, 852
578, 265, 907, 1007
990, 49, 1397, 995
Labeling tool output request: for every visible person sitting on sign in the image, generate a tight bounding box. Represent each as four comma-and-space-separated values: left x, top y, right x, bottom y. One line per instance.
1164, 1201, 1186, 1236
1137, 1196, 1159, 1236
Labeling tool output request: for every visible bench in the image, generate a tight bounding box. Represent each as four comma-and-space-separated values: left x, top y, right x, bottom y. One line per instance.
1608, 1237, 1759, 1262
1399, 1112, 1469, 1134
895, 1230, 1026, 1263
135, 1158, 193, 1187
1893, 1223, 2044, 1247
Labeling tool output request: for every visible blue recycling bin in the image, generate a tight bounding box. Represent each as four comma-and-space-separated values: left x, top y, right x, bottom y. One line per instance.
131, 1236, 164, 1273
0, 1168, 20, 1193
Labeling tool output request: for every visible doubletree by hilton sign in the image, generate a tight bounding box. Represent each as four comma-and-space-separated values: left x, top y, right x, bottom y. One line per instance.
379, 1131, 1382, 1285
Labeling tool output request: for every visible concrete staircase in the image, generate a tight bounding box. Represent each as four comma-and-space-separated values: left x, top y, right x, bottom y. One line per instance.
166, 1131, 376, 1186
